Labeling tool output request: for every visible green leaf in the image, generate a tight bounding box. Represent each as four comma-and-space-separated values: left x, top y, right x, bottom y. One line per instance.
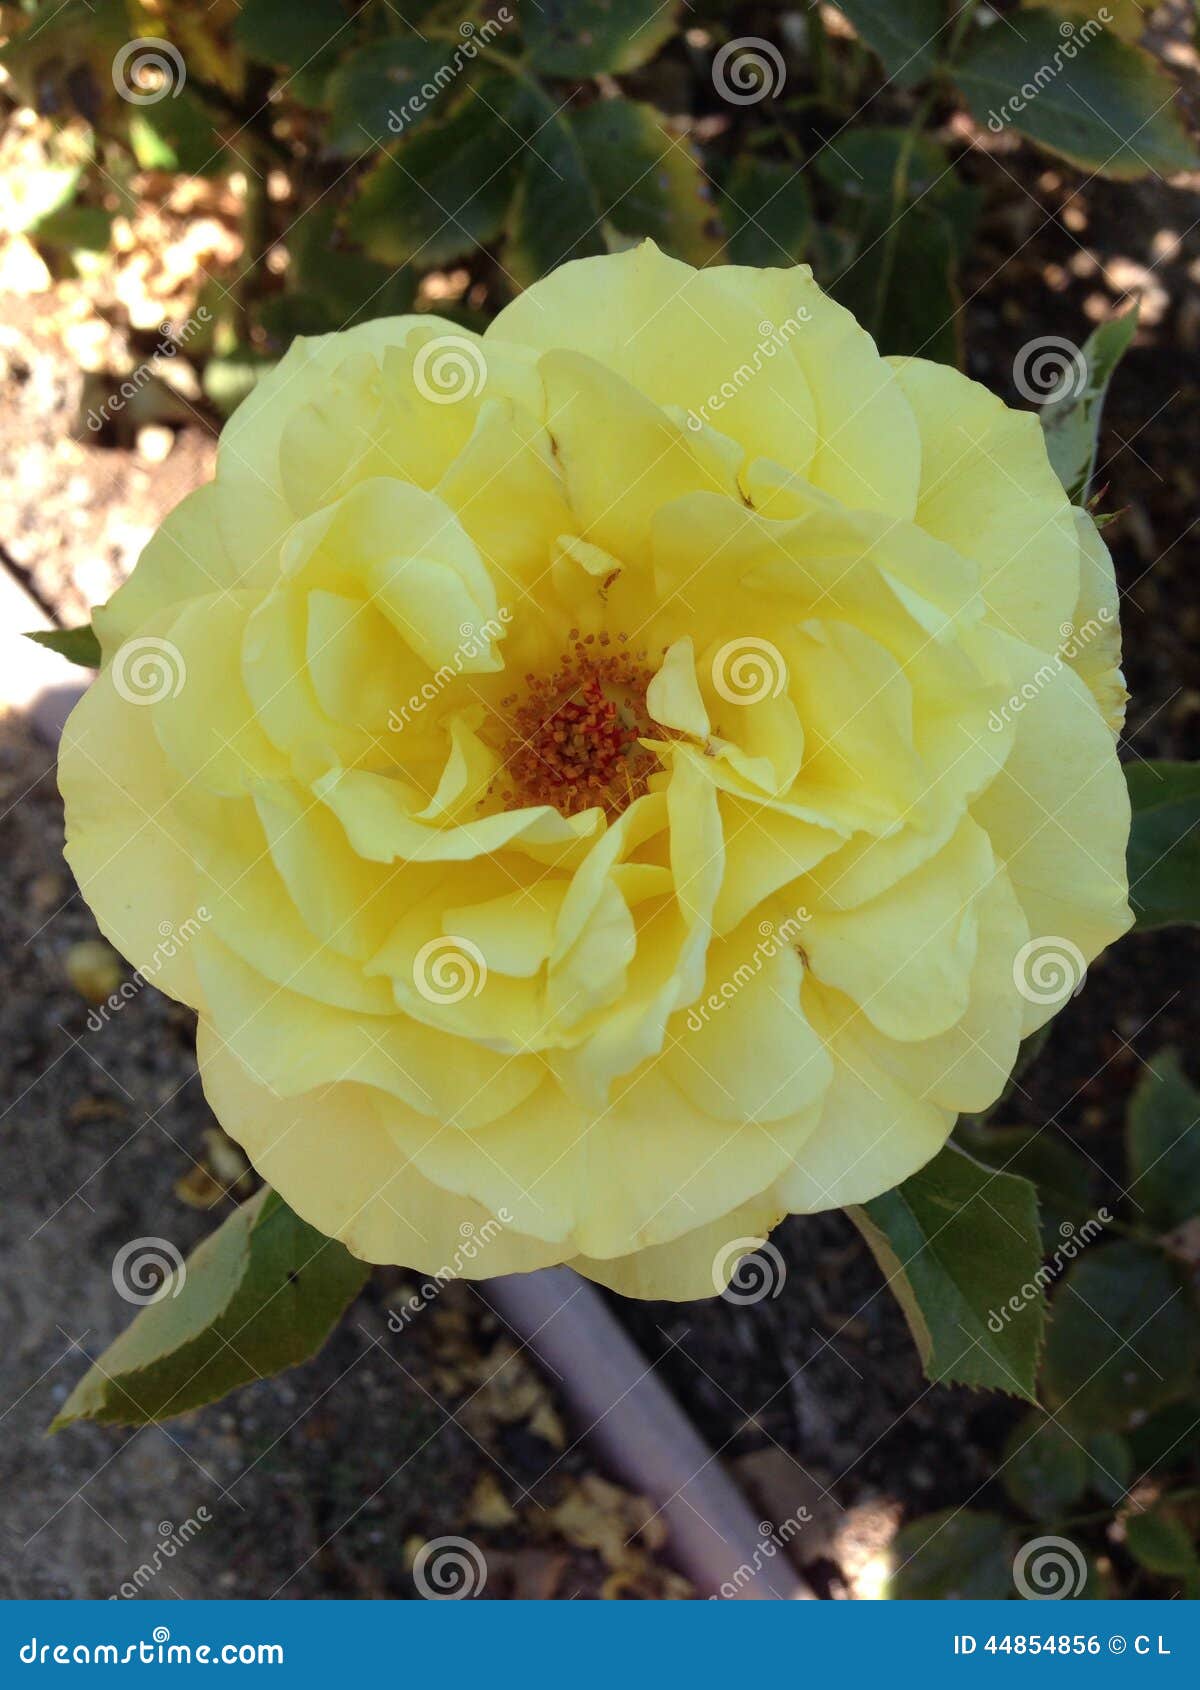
235, 0, 351, 70
279, 204, 416, 334
1126, 760, 1200, 930
851, 1142, 1045, 1399
1040, 307, 1138, 503
1083, 1430, 1133, 1505
1127, 1050, 1200, 1232
816, 129, 977, 364
1125, 1504, 1200, 1581
128, 95, 225, 177
722, 156, 811, 267
833, 1, 946, 87
1127, 1397, 1200, 1471
888, 1510, 1017, 1599
202, 352, 274, 417
958, 1122, 1096, 1250
1043, 1242, 1200, 1433
570, 98, 722, 266
25, 624, 101, 667
955, 12, 1196, 180
507, 96, 604, 289
30, 203, 114, 253
348, 75, 525, 268
526, 0, 679, 77
1002, 1411, 1088, 1519
325, 37, 468, 157
51, 1189, 368, 1430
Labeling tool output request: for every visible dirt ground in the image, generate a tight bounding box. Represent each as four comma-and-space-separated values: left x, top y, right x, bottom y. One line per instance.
2, 135, 1199, 1599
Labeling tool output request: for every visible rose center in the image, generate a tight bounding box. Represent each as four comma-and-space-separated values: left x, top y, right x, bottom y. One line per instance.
498, 633, 658, 818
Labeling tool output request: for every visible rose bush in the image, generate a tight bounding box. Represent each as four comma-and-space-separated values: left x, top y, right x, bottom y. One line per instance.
59, 242, 1131, 1299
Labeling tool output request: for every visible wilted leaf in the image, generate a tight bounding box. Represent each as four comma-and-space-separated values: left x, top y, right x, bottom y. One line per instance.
1043, 1243, 1200, 1432
1040, 307, 1138, 503
956, 12, 1195, 179
852, 1143, 1045, 1399
51, 1189, 368, 1429
1126, 1050, 1200, 1232
1126, 761, 1200, 930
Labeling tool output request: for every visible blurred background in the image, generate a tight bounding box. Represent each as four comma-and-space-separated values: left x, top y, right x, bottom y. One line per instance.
2, 0, 1200, 1600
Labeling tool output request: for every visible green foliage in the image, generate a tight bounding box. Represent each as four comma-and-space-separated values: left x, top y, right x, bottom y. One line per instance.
831, 0, 945, 88
1126, 761, 1200, 930
1001, 1411, 1088, 1519
1042, 1243, 1200, 1433
888, 1510, 1017, 1599
525, 0, 681, 78
25, 625, 101, 667
955, 10, 1195, 178
1126, 1052, 1200, 1234
1041, 308, 1139, 503
852, 1143, 1045, 1400
51, 1189, 368, 1430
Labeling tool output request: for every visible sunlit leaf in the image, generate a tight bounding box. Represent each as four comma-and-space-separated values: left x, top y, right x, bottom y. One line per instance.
25, 625, 101, 667
1040, 307, 1138, 503
51, 1189, 368, 1430
851, 1143, 1045, 1400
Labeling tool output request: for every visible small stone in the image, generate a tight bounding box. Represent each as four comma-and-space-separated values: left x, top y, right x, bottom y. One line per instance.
64, 939, 123, 1004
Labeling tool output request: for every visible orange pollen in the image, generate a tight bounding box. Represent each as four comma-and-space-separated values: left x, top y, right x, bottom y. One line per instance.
499, 634, 658, 818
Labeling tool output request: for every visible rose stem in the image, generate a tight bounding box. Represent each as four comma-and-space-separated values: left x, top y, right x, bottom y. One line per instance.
482, 1265, 816, 1600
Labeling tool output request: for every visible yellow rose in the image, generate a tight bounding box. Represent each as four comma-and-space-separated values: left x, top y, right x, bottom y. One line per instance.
59, 243, 1131, 1299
